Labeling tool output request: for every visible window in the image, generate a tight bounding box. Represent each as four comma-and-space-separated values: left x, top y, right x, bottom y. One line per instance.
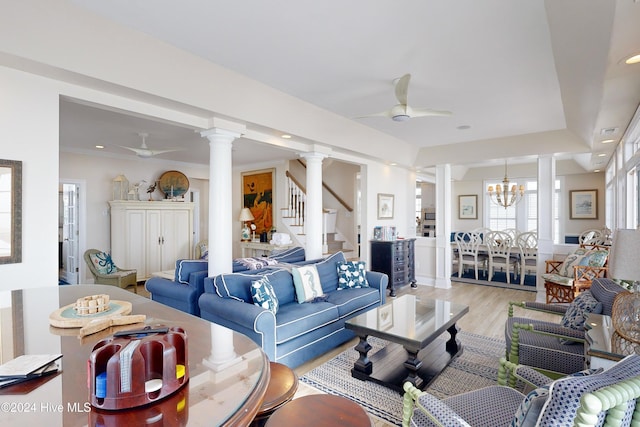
485, 178, 561, 243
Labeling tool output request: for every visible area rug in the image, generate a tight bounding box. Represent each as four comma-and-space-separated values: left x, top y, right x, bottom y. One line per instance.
300, 331, 514, 426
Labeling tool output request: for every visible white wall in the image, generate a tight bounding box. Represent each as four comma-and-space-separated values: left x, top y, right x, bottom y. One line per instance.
0, 67, 59, 290
60, 151, 210, 282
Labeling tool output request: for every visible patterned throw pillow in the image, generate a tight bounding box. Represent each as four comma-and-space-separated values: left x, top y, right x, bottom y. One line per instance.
292, 265, 324, 303
336, 261, 369, 289
560, 290, 603, 330
198, 242, 209, 260
578, 249, 609, 279
558, 248, 588, 277
89, 252, 116, 275
250, 276, 278, 314
511, 385, 550, 427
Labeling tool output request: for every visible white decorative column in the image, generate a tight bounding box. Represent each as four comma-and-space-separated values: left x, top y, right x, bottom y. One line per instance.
200, 124, 245, 377
537, 155, 555, 301
200, 127, 242, 277
434, 164, 452, 288
301, 152, 327, 260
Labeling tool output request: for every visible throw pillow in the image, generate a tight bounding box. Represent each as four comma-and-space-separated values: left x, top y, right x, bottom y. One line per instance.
558, 248, 588, 277
578, 248, 609, 279
336, 261, 369, 289
89, 252, 116, 275
250, 276, 279, 314
292, 265, 324, 303
198, 242, 209, 260
560, 290, 603, 330
512, 385, 550, 427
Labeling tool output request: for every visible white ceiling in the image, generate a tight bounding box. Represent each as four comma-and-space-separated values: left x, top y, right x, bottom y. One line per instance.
61, 0, 640, 171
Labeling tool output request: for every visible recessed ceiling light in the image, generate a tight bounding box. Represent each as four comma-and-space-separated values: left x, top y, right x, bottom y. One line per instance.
281, 134, 292, 139
601, 139, 615, 144
95, 145, 104, 149
625, 53, 640, 65
597, 153, 607, 157
594, 169, 601, 173
456, 125, 471, 130
390, 162, 397, 166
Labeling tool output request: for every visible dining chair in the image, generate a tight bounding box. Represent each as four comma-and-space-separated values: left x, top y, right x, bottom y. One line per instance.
455, 231, 487, 280
485, 230, 519, 284
515, 231, 537, 285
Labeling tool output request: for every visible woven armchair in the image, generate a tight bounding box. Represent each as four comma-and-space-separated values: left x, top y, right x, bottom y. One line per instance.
402, 355, 640, 427
505, 278, 626, 376
83, 249, 138, 293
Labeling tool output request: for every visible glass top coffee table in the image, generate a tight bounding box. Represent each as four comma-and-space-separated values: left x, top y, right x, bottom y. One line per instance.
345, 294, 469, 392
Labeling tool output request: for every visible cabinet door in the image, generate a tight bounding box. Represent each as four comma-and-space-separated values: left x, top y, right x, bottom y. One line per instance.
145, 210, 164, 277
159, 209, 192, 271
124, 209, 146, 281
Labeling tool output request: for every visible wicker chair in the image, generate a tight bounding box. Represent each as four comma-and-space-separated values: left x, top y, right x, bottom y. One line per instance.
84, 249, 138, 293
402, 355, 640, 427
505, 278, 626, 376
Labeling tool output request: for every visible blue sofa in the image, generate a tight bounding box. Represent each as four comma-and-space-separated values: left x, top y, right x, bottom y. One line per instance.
198, 251, 388, 368
145, 247, 306, 316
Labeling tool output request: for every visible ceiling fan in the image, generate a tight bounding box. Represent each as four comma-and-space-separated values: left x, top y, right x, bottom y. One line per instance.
120, 132, 184, 158
358, 73, 452, 122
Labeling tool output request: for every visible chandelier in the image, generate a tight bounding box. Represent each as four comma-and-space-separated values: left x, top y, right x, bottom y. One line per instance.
487, 160, 525, 209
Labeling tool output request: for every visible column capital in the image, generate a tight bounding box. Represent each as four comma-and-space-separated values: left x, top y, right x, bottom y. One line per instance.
300, 151, 328, 162
200, 127, 243, 144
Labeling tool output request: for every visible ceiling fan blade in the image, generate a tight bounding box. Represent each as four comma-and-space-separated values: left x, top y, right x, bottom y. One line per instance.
355, 109, 394, 119
148, 148, 184, 156
394, 73, 411, 105
410, 107, 453, 118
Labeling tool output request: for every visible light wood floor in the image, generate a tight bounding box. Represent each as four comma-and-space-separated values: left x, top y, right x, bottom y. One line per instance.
291, 280, 560, 426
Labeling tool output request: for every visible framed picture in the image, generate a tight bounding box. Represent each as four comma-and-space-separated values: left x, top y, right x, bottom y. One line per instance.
377, 193, 394, 219
458, 195, 477, 219
242, 168, 274, 234
570, 189, 598, 219
378, 304, 393, 330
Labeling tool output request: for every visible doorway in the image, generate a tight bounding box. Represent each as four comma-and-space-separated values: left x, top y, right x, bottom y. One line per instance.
59, 180, 86, 284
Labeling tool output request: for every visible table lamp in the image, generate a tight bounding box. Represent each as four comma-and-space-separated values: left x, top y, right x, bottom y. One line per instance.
239, 208, 255, 241
609, 229, 640, 353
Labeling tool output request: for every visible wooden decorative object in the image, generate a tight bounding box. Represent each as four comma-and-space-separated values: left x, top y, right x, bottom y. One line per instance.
74, 294, 110, 316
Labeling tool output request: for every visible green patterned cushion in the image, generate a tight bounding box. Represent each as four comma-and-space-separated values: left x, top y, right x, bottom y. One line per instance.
250, 276, 278, 314
292, 265, 324, 303
541, 273, 573, 286
558, 248, 588, 277
89, 252, 116, 275
336, 261, 369, 289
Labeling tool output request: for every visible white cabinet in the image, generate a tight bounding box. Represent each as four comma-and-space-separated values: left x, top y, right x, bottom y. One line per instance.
109, 201, 194, 281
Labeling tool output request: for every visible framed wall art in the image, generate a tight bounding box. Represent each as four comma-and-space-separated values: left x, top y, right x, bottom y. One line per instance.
570, 189, 598, 219
242, 169, 274, 234
458, 195, 477, 219
377, 193, 394, 219
0, 159, 22, 264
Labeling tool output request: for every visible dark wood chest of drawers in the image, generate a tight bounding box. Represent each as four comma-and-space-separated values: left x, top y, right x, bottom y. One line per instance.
370, 238, 416, 297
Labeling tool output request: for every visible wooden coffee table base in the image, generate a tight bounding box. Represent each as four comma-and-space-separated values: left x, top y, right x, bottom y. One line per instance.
351, 323, 463, 393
